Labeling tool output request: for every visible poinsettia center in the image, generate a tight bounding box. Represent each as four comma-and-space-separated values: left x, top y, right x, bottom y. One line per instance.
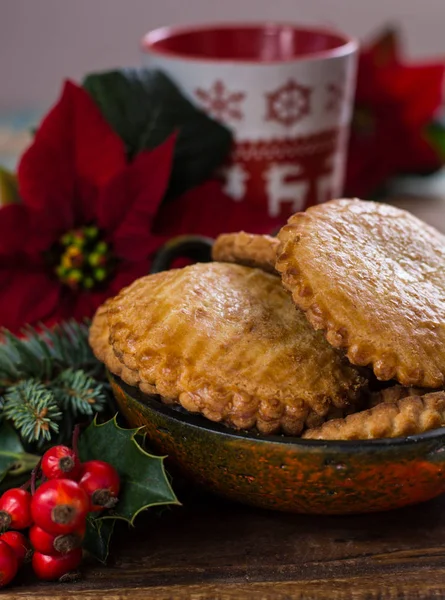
53, 226, 115, 290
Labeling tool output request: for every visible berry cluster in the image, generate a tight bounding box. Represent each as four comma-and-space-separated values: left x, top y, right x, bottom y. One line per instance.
0, 444, 120, 586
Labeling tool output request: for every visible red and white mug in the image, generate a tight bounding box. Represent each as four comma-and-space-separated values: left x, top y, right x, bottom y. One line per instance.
142, 23, 357, 222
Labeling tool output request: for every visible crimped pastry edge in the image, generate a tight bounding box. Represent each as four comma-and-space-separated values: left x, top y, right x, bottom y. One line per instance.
302, 391, 445, 440
89, 297, 365, 437
275, 208, 442, 388
212, 231, 280, 274
112, 339, 362, 436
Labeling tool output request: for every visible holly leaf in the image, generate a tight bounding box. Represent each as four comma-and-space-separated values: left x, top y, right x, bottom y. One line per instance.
425, 119, 445, 163
0, 422, 40, 482
78, 416, 179, 524
83, 515, 115, 564
82, 68, 233, 198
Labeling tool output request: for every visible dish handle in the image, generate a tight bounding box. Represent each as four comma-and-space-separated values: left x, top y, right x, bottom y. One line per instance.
150, 235, 214, 274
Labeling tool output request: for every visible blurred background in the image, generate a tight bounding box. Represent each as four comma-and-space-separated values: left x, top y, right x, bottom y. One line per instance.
2, 0, 445, 110
2, 0, 445, 211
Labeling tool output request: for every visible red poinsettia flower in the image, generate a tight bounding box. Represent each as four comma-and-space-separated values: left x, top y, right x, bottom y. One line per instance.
0, 81, 175, 333
345, 28, 445, 197
153, 179, 282, 240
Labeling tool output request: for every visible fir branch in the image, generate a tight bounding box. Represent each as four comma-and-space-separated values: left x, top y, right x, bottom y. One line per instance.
52, 369, 107, 417
41, 320, 103, 377
3, 381, 62, 445
0, 331, 52, 387
0, 320, 112, 451
0, 319, 106, 390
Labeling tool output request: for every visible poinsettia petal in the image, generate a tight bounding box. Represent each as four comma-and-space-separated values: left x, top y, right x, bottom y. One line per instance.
24, 208, 65, 255
113, 235, 166, 262
366, 28, 401, 67
70, 291, 98, 322
0, 271, 61, 333
95, 169, 132, 233
18, 81, 127, 229
153, 180, 280, 237
18, 82, 76, 228
98, 133, 176, 237
18, 139, 75, 231
397, 64, 445, 126
69, 81, 127, 188
0, 204, 30, 255
73, 178, 97, 226
72, 262, 152, 316
109, 261, 153, 292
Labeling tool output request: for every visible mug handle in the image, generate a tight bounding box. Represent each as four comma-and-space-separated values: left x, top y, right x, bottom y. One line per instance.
150, 235, 215, 274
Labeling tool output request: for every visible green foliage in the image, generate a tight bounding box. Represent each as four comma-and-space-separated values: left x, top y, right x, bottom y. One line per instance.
79, 417, 179, 524
0, 320, 111, 451
3, 381, 62, 444
0, 166, 20, 205
83, 68, 233, 199
425, 118, 445, 163
53, 369, 107, 416
83, 515, 116, 564
79, 417, 179, 562
0, 423, 39, 483
0, 328, 179, 565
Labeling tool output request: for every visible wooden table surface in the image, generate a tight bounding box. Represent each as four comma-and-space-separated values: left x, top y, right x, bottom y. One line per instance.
6, 488, 445, 600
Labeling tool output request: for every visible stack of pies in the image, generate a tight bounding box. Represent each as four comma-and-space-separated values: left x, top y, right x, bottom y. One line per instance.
90, 199, 445, 440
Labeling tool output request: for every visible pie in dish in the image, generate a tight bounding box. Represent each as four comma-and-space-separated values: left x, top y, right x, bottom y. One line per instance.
303, 391, 445, 440
89, 262, 367, 435
212, 232, 279, 274
276, 198, 445, 389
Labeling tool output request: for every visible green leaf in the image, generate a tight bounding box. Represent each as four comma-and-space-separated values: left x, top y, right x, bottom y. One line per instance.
83, 68, 233, 198
425, 119, 445, 162
0, 422, 40, 482
78, 416, 179, 524
83, 515, 115, 564
0, 167, 20, 206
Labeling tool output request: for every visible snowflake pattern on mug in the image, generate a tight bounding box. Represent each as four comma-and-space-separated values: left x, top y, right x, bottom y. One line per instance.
195, 80, 246, 122
265, 80, 312, 127
325, 83, 344, 113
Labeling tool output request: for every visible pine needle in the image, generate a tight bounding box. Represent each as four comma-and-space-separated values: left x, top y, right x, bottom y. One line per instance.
3, 381, 62, 444
52, 369, 107, 416
0, 319, 111, 448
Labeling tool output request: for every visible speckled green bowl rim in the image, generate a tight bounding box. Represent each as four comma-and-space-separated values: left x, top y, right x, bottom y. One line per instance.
115, 375, 445, 453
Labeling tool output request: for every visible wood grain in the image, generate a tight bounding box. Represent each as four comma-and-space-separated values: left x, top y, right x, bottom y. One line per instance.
5, 490, 445, 599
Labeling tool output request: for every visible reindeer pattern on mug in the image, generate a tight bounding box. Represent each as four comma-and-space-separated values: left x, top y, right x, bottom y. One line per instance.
195, 77, 350, 218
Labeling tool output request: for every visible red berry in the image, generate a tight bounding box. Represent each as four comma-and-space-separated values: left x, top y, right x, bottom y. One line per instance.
0, 540, 18, 587
79, 460, 120, 512
31, 479, 89, 535
41, 445, 81, 481
29, 523, 85, 556
0, 531, 31, 566
0, 488, 32, 531
32, 548, 82, 581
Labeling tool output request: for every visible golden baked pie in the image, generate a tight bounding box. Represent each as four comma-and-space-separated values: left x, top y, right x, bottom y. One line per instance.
276, 198, 445, 389
367, 385, 428, 408
212, 232, 279, 274
90, 262, 367, 435
303, 391, 445, 440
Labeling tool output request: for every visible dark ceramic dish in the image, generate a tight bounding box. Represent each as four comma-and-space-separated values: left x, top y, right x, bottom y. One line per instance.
109, 236, 445, 515
111, 374, 445, 515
